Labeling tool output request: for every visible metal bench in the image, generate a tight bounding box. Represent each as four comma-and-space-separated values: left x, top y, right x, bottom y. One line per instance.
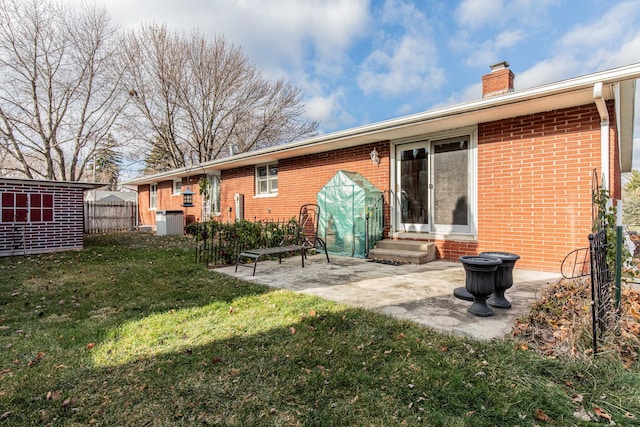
235, 204, 330, 276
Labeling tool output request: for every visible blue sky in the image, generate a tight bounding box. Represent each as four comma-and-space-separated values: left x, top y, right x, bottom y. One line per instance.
63, 0, 640, 169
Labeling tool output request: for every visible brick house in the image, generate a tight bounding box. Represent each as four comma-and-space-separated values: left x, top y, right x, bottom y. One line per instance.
126, 62, 640, 272
0, 178, 100, 256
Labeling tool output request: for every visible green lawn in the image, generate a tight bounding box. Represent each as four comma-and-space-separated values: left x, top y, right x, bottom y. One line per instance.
0, 233, 638, 426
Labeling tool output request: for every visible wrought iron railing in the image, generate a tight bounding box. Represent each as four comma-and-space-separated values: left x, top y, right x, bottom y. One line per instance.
193, 218, 298, 267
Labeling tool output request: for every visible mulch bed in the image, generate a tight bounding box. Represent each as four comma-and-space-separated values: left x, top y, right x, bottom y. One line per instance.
512, 274, 640, 369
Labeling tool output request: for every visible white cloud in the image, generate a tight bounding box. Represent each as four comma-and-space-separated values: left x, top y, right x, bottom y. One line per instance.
456, 0, 504, 30
356, 0, 445, 98
358, 35, 444, 97
514, 58, 581, 90
204, 0, 370, 77
556, 1, 640, 71
304, 90, 355, 131
514, 1, 640, 90
598, 32, 640, 70
464, 30, 524, 67
436, 82, 483, 109
455, 0, 556, 31
62, 0, 370, 79
559, 1, 640, 52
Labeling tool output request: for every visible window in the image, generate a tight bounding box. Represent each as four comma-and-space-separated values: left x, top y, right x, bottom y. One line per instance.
172, 179, 182, 195
395, 128, 476, 236
1, 192, 54, 223
149, 184, 158, 209
256, 164, 278, 196
202, 175, 221, 217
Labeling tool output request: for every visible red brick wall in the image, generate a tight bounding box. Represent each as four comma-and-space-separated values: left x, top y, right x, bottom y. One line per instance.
0, 182, 86, 256
469, 103, 609, 271
135, 102, 621, 273
220, 142, 390, 223
138, 176, 206, 226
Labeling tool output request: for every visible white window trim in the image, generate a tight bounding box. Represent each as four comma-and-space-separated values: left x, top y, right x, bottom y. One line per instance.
255, 163, 278, 197
390, 126, 477, 238
149, 183, 158, 210
172, 179, 182, 196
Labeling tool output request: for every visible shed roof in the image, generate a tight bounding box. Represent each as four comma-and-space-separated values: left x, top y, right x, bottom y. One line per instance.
0, 177, 105, 190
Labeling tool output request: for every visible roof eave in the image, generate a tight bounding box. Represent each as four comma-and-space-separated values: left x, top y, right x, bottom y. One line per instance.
125, 62, 640, 186
617, 79, 636, 173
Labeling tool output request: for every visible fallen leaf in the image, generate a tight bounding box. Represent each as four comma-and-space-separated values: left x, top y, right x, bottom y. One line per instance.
308, 309, 316, 317
289, 327, 296, 335
86, 343, 95, 350
1, 412, 12, 421
534, 408, 549, 422
572, 393, 583, 403
593, 407, 612, 421
28, 352, 46, 367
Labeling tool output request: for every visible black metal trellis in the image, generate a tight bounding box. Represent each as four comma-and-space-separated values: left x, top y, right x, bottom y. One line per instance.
589, 171, 616, 355
561, 170, 617, 355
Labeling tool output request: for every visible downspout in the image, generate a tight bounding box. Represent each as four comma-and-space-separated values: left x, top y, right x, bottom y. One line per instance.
593, 82, 610, 189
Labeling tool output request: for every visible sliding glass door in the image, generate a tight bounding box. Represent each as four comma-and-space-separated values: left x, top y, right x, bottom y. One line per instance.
396, 135, 471, 234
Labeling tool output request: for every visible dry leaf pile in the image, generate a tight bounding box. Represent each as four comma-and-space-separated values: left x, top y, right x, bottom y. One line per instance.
512, 275, 640, 369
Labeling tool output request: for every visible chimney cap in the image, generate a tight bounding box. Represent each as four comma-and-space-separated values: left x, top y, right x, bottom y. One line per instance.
490, 61, 510, 71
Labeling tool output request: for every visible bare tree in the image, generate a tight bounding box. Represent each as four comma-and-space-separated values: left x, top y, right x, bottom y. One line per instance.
0, 0, 127, 181
121, 25, 318, 170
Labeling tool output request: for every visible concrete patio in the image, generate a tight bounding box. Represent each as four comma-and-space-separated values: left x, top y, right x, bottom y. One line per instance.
214, 253, 562, 341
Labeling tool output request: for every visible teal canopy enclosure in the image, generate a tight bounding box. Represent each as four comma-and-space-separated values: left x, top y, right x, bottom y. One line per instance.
317, 171, 384, 258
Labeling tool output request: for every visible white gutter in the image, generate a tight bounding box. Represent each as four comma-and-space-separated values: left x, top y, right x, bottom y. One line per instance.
593, 82, 610, 189
126, 62, 640, 186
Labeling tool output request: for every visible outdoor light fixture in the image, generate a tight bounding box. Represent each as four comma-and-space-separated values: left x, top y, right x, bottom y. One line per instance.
370, 148, 380, 166
181, 187, 195, 207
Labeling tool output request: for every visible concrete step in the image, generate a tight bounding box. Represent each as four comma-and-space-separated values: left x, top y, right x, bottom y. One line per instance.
368, 240, 436, 265
374, 239, 435, 252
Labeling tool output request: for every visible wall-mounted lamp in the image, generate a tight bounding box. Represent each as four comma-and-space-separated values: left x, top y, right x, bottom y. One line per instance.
181, 187, 195, 207
370, 148, 380, 166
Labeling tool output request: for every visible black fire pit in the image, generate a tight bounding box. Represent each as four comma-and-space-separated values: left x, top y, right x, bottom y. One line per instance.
480, 251, 520, 309
459, 255, 502, 317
